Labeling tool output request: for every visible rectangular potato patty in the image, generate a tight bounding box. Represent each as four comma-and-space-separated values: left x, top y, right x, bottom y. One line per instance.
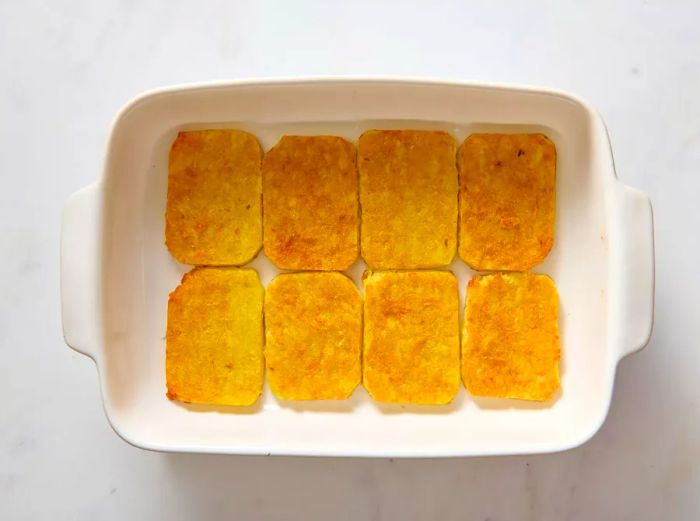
166, 267, 264, 406
166, 129, 262, 265
458, 133, 556, 271
363, 271, 460, 404
462, 272, 561, 401
262, 135, 358, 270
264, 272, 362, 400
358, 130, 458, 269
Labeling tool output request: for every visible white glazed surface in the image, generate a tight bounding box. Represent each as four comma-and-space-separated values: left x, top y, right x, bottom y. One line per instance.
61, 80, 652, 456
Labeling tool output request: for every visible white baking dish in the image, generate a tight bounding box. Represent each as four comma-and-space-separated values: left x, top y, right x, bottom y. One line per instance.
60, 78, 654, 457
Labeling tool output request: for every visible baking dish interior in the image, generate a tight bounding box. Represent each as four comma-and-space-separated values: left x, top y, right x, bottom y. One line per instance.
99, 80, 612, 455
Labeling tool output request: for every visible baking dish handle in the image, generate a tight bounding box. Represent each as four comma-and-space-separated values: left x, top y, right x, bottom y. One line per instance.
61, 183, 102, 362
611, 183, 655, 360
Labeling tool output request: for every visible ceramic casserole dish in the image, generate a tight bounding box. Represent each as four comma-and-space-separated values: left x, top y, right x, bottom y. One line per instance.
60, 78, 654, 456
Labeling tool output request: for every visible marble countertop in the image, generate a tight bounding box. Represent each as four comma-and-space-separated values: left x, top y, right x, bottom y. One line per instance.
1, 1, 698, 519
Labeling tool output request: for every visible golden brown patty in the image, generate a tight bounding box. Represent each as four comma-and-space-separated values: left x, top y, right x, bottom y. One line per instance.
262, 135, 358, 270
264, 272, 362, 400
458, 133, 556, 270
363, 270, 460, 404
166, 129, 262, 265
358, 130, 458, 269
462, 272, 560, 401
166, 267, 264, 406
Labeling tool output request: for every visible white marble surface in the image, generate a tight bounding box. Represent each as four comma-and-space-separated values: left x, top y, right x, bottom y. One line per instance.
1, 0, 698, 519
